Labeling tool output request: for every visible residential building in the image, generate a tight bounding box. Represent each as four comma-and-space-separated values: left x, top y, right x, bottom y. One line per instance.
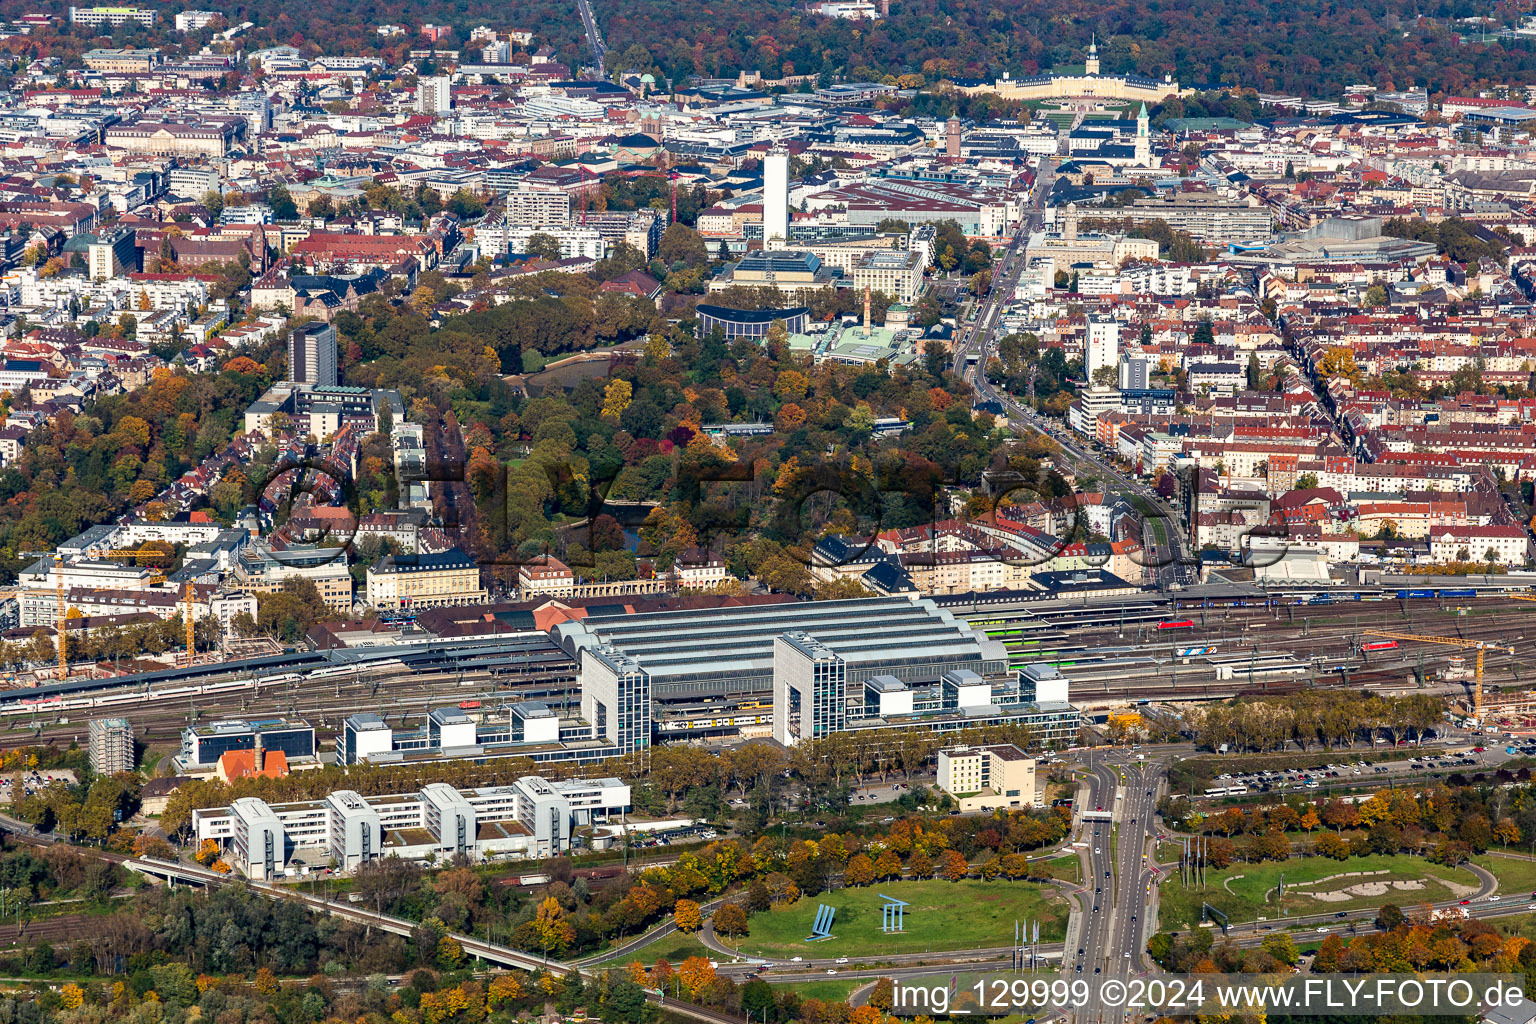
88, 717, 134, 774
417, 76, 452, 114
87, 227, 137, 281
288, 321, 338, 386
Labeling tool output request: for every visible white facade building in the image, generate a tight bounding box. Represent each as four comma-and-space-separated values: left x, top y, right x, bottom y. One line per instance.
196, 776, 631, 877
763, 149, 789, 244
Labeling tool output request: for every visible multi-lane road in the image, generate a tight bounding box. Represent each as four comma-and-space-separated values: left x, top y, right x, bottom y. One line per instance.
1067, 756, 1162, 1023
949, 153, 1194, 591
952, 158, 1055, 378
574, 0, 607, 77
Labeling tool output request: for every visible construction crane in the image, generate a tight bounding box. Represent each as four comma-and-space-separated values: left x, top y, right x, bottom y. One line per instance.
1363, 629, 1516, 726
54, 555, 65, 679
52, 552, 186, 680
184, 580, 196, 667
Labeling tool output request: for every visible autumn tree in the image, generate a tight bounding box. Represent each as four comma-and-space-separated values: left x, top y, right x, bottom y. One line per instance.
844, 853, 876, 886
673, 899, 702, 933
676, 956, 716, 998
940, 850, 969, 881
532, 896, 575, 956
714, 903, 750, 938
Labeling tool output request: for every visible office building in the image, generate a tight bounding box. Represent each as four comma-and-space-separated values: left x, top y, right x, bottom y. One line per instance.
582, 645, 651, 755
1119, 354, 1152, 391
87, 227, 137, 281
337, 698, 565, 766
763, 148, 789, 244
82, 48, 159, 73
89, 717, 135, 774
851, 248, 925, 304
288, 321, 338, 386
1025, 203, 1159, 272
326, 790, 382, 871
339, 712, 395, 765
174, 10, 222, 30
69, 5, 157, 26
417, 76, 452, 115
366, 549, 486, 611
1086, 316, 1120, 381
937, 743, 1038, 812
179, 719, 316, 770
773, 631, 847, 745
194, 775, 631, 876
1017, 662, 1070, 704
230, 539, 353, 609
230, 797, 285, 880
169, 165, 221, 198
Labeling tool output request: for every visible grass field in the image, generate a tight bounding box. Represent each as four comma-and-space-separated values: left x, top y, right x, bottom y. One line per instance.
1159, 854, 1481, 929
1474, 853, 1536, 895
730, 880, 1067, 958
600, 933, 711, 968
1048, 854, 1081, 885
775, 979, 861, 1002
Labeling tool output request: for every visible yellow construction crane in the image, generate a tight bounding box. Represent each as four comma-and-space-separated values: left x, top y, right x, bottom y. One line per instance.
103, 548, 169, 586
184, 581, 195, 666
1363, 629, 1515, 726
51, 550, 184, 680
54, 555, 65, 679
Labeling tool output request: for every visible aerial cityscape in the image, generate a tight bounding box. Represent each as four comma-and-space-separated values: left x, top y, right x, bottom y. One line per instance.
4, 1, 1536, 1023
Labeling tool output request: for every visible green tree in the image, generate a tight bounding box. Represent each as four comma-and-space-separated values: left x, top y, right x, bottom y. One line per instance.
658, 223, 707, 268
267, 184, 298, 220
524, 232, 563, 260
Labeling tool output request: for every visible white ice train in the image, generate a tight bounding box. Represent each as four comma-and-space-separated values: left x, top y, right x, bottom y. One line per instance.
0, 672, 308, 718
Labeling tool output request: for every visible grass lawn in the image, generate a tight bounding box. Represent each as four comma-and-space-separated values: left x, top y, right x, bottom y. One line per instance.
1475, 853, 1536, 896
730, 880, 1068, 958
1047, 854, 1081, 884
1159, 854, 1481, 929
599, 933, 711, 968
775, 979, 861, 1002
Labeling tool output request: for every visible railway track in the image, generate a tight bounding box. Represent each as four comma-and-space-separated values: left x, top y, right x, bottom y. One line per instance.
6, 598, 1534, 752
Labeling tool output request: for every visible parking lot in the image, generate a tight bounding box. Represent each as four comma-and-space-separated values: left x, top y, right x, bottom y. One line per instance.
1205, 746, 1509, 797
0, 769, 78, 804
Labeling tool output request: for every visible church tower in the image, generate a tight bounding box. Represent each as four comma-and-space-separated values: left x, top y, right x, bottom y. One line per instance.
1085, 33, 1100, 76
1135, 102, 1151, 166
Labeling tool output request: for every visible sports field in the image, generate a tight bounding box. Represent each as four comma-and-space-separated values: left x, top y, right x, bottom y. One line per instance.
730, 879, 1067, 958
1159, 854, 1480, 928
